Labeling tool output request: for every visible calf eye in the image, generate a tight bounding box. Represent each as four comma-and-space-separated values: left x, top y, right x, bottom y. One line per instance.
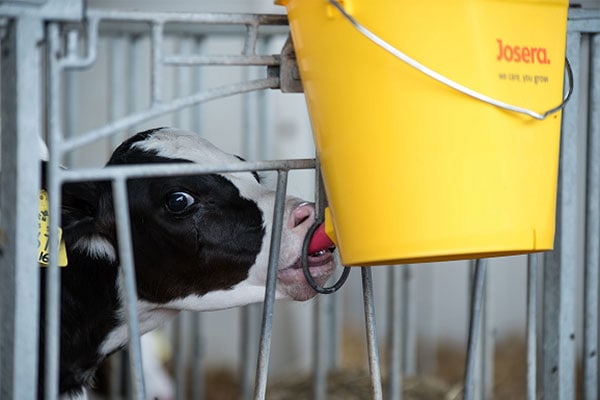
165, 191, 195, 213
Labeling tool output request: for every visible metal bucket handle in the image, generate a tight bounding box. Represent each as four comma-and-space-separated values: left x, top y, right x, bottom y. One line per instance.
328, 0, 573, 120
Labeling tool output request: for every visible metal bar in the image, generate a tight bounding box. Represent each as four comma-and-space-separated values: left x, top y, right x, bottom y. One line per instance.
151, 22, 164, 105
240, 304, 260, 400
542, 32, 580, 400
313, 296, 329, 400
190, 36, 205, 133
253, 170, 289, 400
171, 36, 193, 400
189, 35, 206, 400
240, 59, 262, 399
59, 18, 99, 69
0, 16, 43, 400
312, 218, 341, 398
527, 254, 539, 400
174, 315, 187, 400
387, 266, 403, 400
329, 278, 342, 370
108, 35, 128, 150
63, 68, 78, 167
44, 22, 64, 400
463, 259, 488, 400
361, 267, 383, 400
112, 178, 146, 399
402, 266, 417, 376
127, 34, 143, 134
173, 36, 192, 131
86, 9, 288, 26
190, 312, 205, 400
243, 58, 260, 161
243, 23, 259, 56
257, 36, 275, 160
583, 32, 600, 400
164, 54, 280, 66
61, 77, 280, 153
60, 158, 315, 182
480, 262, 494, 400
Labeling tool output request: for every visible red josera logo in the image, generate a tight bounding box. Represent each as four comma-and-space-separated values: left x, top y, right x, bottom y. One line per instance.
496, 39, 550, 64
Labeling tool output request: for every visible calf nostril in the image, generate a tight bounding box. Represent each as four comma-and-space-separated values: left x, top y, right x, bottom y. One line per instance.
292, 203, 315, 228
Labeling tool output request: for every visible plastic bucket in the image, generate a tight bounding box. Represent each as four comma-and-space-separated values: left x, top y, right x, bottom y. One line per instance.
277, 0, 570, 266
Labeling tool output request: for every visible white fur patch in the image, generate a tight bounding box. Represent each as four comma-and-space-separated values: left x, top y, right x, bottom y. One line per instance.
73, 235, 117, 262
59, 388, 88, 400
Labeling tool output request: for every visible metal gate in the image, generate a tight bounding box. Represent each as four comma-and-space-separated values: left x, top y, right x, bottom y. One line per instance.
1, 1, 599, 399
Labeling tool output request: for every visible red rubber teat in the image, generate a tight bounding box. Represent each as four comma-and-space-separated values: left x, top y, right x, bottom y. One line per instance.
308, 223, 335, 254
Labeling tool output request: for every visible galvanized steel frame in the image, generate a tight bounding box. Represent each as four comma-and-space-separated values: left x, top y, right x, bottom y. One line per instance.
542, 10, 600, 400
1, 3, 599, 400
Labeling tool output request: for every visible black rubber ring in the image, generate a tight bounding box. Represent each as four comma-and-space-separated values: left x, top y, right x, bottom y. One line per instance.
302, 220, 351, 294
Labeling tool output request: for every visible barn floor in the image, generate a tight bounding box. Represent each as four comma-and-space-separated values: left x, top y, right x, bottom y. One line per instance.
202, 335, 530, 400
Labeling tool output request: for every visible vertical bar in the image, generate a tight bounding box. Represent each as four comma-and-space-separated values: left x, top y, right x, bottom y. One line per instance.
542, 32, 580, 400
190, 38, 206, 400
174, 315, 187, 400
151, 23, 163, 105
401, 266, 417, 376
63, 66, 78, 167
243, 24, 259, 56
173, 36, 194, 130
312, 161, 328, 400
0, 16, 43, 400
240, 304, 260, 400
241, 46, 262, 397
313, 296, 329, 400
257, 36, 274, 160
45, 22, 65, 400
463, 259, 488, 400
361, 267, 383, 400
190, 312, 205, 400
190, 36, 205, 134
480, 263, 494, 400
243, 67, 260, 160
171, 36, 194, 399
108, 35, 128, 149
127, 34, 143, 130
526, 254, 539, 400
112, 178, 146, 400
583, 32, 600, 400
387, 266, 403, 400
253, 170, 289, 400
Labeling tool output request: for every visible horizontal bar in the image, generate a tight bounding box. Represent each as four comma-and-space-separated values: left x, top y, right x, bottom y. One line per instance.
568, 9, 600, 33
60, 77, 279, 153
59, 158, 315, 183
87, 9, 288, 26
164, 54, 280, 66
98, 22, 289, 38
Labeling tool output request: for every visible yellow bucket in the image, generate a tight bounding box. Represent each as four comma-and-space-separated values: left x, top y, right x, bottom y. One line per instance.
277, 0, 570, 266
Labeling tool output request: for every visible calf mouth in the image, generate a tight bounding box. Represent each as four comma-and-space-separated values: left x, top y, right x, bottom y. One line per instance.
277, 247, 335, 300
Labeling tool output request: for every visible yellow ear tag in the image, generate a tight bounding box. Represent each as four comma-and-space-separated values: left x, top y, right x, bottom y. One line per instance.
38, 190, 68, 267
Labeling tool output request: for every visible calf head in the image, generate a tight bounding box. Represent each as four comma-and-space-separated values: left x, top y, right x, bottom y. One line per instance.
63, 128, 336, 314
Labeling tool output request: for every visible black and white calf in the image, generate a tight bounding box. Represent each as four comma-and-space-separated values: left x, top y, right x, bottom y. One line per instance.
39, 127, 336, 398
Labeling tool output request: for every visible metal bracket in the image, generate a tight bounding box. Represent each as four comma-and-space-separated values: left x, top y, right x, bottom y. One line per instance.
270, 34, 304, 93
0, 0, 84, 21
